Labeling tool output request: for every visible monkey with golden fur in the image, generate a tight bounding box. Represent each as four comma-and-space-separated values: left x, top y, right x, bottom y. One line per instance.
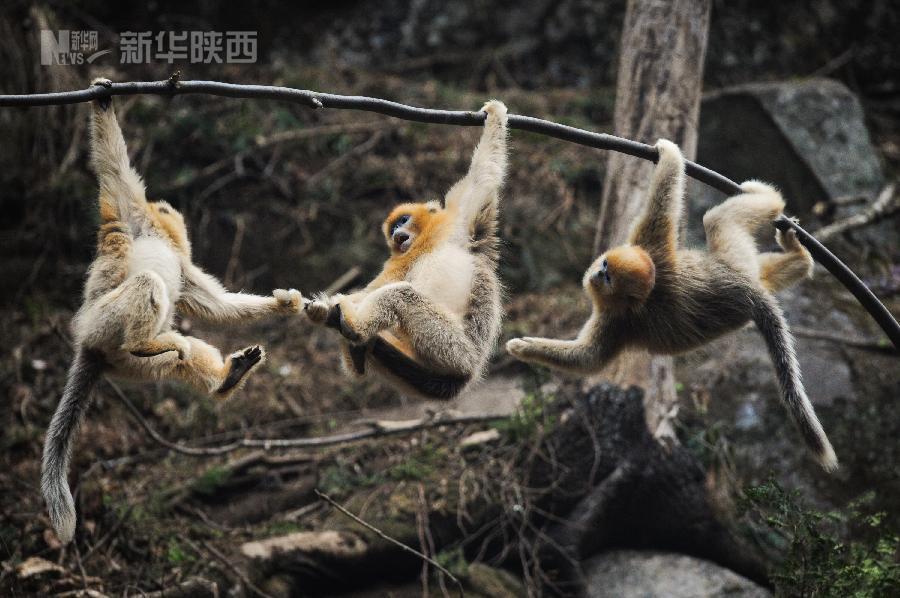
42, 79, 303, 545
507, 139, 836, 471
305, 100, 507, 399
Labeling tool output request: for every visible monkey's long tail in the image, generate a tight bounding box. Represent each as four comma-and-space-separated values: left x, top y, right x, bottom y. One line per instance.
751, 292, 838, 472
41, 349, 104, 544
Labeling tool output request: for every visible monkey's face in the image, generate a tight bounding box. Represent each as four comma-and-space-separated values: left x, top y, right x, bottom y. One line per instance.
382, 201, 442, 255
584, 245, 655, 308
148, 200, 190, 255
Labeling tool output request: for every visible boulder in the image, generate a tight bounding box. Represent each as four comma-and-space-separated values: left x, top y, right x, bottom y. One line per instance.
583, 550, 771, 598
687, 78, 884, 244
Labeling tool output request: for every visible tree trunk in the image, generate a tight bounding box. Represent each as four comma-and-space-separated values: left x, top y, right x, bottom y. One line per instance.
593, 0, 711, 441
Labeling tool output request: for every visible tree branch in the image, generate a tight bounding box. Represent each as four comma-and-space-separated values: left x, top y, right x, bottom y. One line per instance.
103, 377, 506, 456
815, 182, 899, 241
2, 79, 897, 348
315, 490, 464, 598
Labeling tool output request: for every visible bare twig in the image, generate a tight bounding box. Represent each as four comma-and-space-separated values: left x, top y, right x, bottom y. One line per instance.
82, 504, 134, 563
104, 377, 506, 456
815, 182, 899, 241
223, 215, 246, 288
192, 539, 274, 598
792, 325, 896, 354
161, 121, 393, 192
324, 265, 363, 295
304, 130, 384, 188
138, 576, 219, 598
315, 489, 464, 598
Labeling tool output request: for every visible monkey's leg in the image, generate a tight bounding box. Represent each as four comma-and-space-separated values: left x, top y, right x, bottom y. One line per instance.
758, 228, 814, 293
506, 337, 613, 375
338, 283, 479, 374
110, 272, 189, 359
135, 338, 265, 399
703, 182, 786, 279
82, 221, 133, 301
89, 79, 148, 225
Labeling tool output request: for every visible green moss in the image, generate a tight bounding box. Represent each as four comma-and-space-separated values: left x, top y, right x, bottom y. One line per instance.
319, 462, 383, 497
494, 372, 556, 443
387, 445, 444, 482
191, 465, 232, 496
436, 546, 469, 578
165, 539, 192, 564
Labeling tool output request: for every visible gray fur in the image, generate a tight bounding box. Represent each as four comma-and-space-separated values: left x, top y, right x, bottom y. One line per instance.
508, 139, 835, 470
41, 350, 104, 544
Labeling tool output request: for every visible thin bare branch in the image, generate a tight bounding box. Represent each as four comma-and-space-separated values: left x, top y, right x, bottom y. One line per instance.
104, 377, 506, 456
815, 182, 899, 241
315, 490, 464, 598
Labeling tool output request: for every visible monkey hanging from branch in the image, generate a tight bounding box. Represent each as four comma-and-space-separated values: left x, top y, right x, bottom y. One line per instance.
305, 100, 507, 400
42, 79, 304, 544
507, 139, 837, 471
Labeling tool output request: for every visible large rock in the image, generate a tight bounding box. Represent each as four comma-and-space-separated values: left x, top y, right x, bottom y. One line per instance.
687, 78, 884, 242
583, 550, 771, 598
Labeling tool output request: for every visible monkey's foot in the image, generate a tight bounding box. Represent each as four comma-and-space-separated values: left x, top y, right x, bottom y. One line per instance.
337, 307, 364, 343
91, 77, 113, 111
739, 179, 779, 196
126, 335, 191, 361
481, 99, 508, 121
274, 288, 303, 314
776, 218, 803, 252
217, 345, 265, 398
654, 138, 683, 163
304, 292, 335, 324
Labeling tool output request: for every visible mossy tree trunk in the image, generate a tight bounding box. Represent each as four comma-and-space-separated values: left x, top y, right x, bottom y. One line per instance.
592, 0, 712, 441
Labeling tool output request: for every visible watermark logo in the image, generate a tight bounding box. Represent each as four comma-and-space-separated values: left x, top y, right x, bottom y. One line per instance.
41, 30, 258, 65
40, 30, 110, 65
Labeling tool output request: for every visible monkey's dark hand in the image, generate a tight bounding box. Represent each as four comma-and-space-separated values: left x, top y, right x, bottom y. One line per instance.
91, 77, 113, 111
304, 293, 336, 325
337, 305, 363, 343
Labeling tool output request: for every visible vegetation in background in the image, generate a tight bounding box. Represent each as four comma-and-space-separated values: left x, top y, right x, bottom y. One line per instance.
740, 480, 900, 597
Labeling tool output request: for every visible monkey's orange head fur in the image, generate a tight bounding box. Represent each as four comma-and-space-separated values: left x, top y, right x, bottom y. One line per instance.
584, 245, 655, 309
147, 200, 190, 256
381, 200, 450, 275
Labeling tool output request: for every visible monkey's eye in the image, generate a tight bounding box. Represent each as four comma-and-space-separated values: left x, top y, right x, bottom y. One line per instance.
391, 215, 410, 233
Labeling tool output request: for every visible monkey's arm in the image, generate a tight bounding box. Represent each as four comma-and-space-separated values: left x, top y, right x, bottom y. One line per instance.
506, 317, 620, 375
89, 79, 149, 227
444, 100, 508, 235
506, 337, 616, 375
628, 139, 685, 263
178, 263, 302, 323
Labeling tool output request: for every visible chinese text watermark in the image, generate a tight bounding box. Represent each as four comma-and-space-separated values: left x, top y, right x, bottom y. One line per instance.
40, 30, 257, 66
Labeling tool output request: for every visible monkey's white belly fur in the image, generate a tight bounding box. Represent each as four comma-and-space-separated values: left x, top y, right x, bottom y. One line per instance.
129, 236, 183, 326
408, 244, 474, 318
